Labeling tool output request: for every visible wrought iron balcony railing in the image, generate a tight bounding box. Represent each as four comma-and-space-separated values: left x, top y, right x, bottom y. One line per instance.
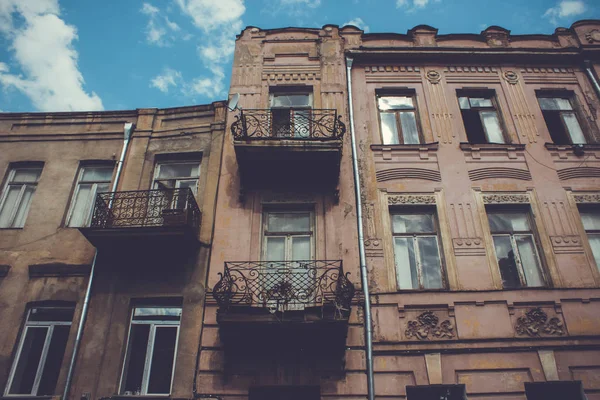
230, 109, 346, 140
212, 260, 355, 317
89, 188, 201, 230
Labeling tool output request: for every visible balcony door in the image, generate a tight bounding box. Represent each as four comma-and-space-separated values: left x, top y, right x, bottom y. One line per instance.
262, 211, 314, 309
151, 162, 200, 222
269, 92, 312, 138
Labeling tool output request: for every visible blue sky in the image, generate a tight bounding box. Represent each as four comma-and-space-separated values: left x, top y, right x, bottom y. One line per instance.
0, 0, 598, 113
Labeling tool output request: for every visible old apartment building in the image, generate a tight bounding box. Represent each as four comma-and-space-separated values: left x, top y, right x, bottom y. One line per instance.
0, 103, 226, 399
1, 18, 600, 400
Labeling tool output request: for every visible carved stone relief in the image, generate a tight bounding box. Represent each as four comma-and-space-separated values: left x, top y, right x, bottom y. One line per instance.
503, 70, 519, 84
482, 193, 530, 204
514, 308, 565, 337
405, 311, 455, 340
426, 70, 441, 84
574, 193, 600, 203
388, 194, 437, 205
585, 29, 600, 43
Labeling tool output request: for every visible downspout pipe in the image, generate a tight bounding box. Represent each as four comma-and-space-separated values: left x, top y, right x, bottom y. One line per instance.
584, 61, 600, 100
345, 56, 375, 400
62, 122, 134, 400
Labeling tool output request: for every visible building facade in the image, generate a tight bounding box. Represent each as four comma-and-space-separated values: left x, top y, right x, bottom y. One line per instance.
0, 103, 226, 399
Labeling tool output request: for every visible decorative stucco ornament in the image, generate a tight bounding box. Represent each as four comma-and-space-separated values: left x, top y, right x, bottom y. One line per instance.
585, 29, 600, 43
514, 308, 565, 337
503, 70, 519, 85
405, 311, 454, 340
482, 193, 529, 204
574, 193, 600, 203
388, 194, 436, 205
426, 70, 441, 84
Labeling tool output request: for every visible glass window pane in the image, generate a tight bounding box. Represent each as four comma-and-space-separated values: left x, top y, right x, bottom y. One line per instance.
458, 97, 470, 110
271, 94, 311, 107
29, 307, 74, 322
97, 182, 110, 194
492, 235, 522, 288
378, 96, 413, 110
417, 237, 443, 289
392, 214, 434, 234
81, 167, 113, 182
265, 237, 285, 261
9, 327, 48, 395
291, 236, 310, 261
380, 113, 399, 145
13, 168, 42, 183
267, 213, 310, 232
147, 326, 178, 394
480, 111, 505, 143
0, 186, 21, 228
37, 325, 70, 395
581, 211, 600, 230
133, 307, 182, 320
515, 235, 544, 287
587, 234, 600, 271
488, 212, 530, 232
469, 98, 493, 107
157, 163, 199, 179
562, 114, 586, 144
538, 97, 572, 111
68, 184, 93, 227
12, 186, 35, 228
394, 237, 418, 289
123, 324, 150, 394
399, 111, 420, 144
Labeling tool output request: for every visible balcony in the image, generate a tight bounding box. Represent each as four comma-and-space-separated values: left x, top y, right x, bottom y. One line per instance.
212, 260, 355, 363
230, 109, 346, 189
79, 188, 201, 251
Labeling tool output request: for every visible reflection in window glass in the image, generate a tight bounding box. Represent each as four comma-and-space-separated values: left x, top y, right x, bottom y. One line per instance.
458, 93, 506, 144
67, 166, 113, 227
378, 95, 422, 145
538, 95, 587, 144
0, 166, 43, 228
580, 210, 600, 271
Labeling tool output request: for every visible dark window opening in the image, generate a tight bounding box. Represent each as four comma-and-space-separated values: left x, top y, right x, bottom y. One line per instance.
269, 90, 312, 138
458, 92, 506, 144
537, 95, 587, 145
524, 381, 586, 400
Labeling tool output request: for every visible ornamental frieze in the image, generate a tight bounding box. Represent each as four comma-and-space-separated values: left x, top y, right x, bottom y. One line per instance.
388, 194, 436, 205
482, 193, 529, 204
405, 311, 455, 340
573, 193, 600, 203
514, 308, 565, 337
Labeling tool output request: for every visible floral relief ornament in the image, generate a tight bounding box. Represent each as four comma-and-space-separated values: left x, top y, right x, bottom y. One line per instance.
388, 195, 436, 205
482, 194, 529, 204
585, 29, 600, 43
503, 70, 519, 85
573, 194, 600, 203
514, 308, 565, 337
426, 70, 441, 84
405, 311, 455, 340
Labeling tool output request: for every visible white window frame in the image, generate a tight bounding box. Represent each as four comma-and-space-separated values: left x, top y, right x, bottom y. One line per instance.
269, 92, 314, 138
119, 307, 181, 396
0, 165, 43, 228
66, 165, 113, 227
152, 161, 201, 194
391, 210, 445, 290
4, 307, 73, 397
261, 210, 315, 262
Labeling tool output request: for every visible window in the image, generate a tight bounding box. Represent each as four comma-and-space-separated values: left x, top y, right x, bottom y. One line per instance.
269, 91, 312, 138
5, 307, 74, 396
537, 95, 587, 144
392, 211, 444, 290
580, 209, 600, 271
67, 165, 113, 227
0, 165, 43, 228
153, 161, 200, 210
378, 95, 421, 144
524, 381, 586, 400
458, 91, 506, 144
488, 210, 546, 288
406, 384, 466, 400
263, 211, 313, 262
120, 306, 181, 396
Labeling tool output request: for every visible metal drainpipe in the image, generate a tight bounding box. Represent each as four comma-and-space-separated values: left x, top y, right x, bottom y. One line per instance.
62, 122, 134, 400
345, 56, 375, 400
584, 61, 600, 99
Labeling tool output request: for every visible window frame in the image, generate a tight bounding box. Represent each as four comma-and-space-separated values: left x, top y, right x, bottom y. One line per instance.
261, 209, 315, 262
457, 89, 509, 144
376, 92, 424, 145
0, 164, 43, 229
65, 164, 114, 227
152, 160, 201, 195
536, 90, 589, 145
390, 207, 446, 290
268, 89, 314, 138
578, 205, 600, 271
487, 207, 547, 288
119, 306, 182, 396
4, 306, 73, 397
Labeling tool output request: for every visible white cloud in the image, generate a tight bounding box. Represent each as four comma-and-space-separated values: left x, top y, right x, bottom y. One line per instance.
396, 0, 440, 12
0, 0, 103, 111
343, 17, 370, 33
543, 0, 586, 24
184, 66, 226, 98
140, 3, 181, 47
175, 0, 245, 32
279, 0, 321, 8
150, 68, 182, 93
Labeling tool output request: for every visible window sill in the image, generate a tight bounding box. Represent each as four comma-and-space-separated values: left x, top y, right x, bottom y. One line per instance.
370, 142, 438, 151
109, 396, 173, 400
0, 227, 24, 230
0, 396, 55, 400
545, 142, 600, 152
459, 142, 525, 151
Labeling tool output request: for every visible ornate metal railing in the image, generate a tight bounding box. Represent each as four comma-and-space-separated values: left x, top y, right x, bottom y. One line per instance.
89, 188, 201, 230
231, 109, 346, 140
213, 260, 355, 317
